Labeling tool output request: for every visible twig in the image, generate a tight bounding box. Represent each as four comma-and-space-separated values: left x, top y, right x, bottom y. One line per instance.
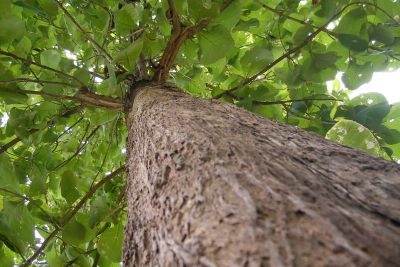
0, 188, 58, 227
0, 78, 75, 87
252, 97, 342, 106
0, 49, 84, 86
20, 166, 125, 267
53, 0, 114, 64
52, 124, 100, 171
0, 87, 123, 111
214, 2, 366, 99
0, 105, 82, 154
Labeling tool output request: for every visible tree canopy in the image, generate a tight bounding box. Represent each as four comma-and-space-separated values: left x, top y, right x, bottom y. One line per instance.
0, 0, 400, 266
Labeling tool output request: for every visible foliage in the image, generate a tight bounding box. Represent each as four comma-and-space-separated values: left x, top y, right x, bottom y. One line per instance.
0, 0, 400, 265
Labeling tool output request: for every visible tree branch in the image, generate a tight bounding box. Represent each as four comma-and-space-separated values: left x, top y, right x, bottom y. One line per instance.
53, 0, 125, 71
0, 87, 123, 111
256, 1, 397, 38
0, 49, 84, 86
214, 2, 365, 99
0, 188, 58, 227
0, 105, 82, 154
52, 125, 101, 171
20, 166, 125, 267
154, 0, 234, 82
252, 97, 342, 106
0, 78, 76, 87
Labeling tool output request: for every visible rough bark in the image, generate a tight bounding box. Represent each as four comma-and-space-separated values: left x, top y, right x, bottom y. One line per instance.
124, 84, 400, 267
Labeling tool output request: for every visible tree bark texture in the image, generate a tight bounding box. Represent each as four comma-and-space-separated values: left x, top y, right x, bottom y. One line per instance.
124, 84, 400, 267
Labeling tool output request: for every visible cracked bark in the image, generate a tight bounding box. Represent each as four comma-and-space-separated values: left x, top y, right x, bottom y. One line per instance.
124, 84, 400, 267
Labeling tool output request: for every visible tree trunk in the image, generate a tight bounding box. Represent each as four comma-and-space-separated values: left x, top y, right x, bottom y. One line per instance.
123, 84, 400, 267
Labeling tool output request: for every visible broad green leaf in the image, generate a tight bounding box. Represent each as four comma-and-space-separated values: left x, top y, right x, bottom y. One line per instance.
0, 216, 26, 254
46, 248, 68, 267
62, 219, 87, 247
0, 89, 29, 104
342, 62, 373, 90
187, 0, 219, 21
114, 39, 144, 72
0, 246, 14, 267
384, 103, 400, 130
0, 16, 26, 41
337, 34, 369, 52
369, 24, 394, 45
38, 0, 58, 19
40, 50, 61, 70
293, 25, 313, 45
60, 170, 80, 204
234, 18, 260, 31
97, 223, 124, 262
312, 52, 340, 69
212, 0, 242, 30
88, 196, 109, 228
240, 46, 273, 77
114, 5, 139, 35
326, 119, 383, 157
335, 8, 369, 51
198, 25, 234, 65
15, 37, 32, 57
0, 155, 20, 193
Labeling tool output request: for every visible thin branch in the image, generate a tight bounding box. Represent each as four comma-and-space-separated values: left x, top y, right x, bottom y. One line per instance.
52, 125, 101, 171
0, 49, 84, 86
0, 136, 22, 154
0, 78, 75, 87
0, 188, 58, 227
252, 97, 342, 106
214, 2, 364, 99
21, 166, 125, 267
155, 0, 234, 82
255, 0, 336, 37
256, 1, 397, 37
0, 105, 82, 154
53, 0, 115, 64
0, 87, 123, 111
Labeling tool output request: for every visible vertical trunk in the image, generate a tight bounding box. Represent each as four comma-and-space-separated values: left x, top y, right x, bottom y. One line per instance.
124, 84, 400, 267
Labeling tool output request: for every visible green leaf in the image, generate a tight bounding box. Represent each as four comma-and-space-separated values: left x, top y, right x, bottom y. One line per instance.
198, 25, 234, 65
240, 46, 273, 76
326, 119, 383, 157
60, 170, 80, 204
114, 39, 144, 72
369, 24, 395, 45
0, 89, 28, 104
234, 18, 260, 31
88, 196, 109, 228
342, 62, 373, 90
46, 248, 68, 267
312, 52, 340, 69
293, 25, 313, 45
0, 16, 26, 42
62, 219, 87, 247
97, 223, 124, 262
212, 0, 242, 30
0, 246, 14, 267
337, 33, 369, 52
114, 5, 139, 35
40, 50, 61, 70
38, 0, 58, 19
187, 0, 219, 21
0, 155, 20, 193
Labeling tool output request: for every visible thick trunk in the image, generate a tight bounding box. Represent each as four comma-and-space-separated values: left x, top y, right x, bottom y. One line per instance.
124, 84, 400, 267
